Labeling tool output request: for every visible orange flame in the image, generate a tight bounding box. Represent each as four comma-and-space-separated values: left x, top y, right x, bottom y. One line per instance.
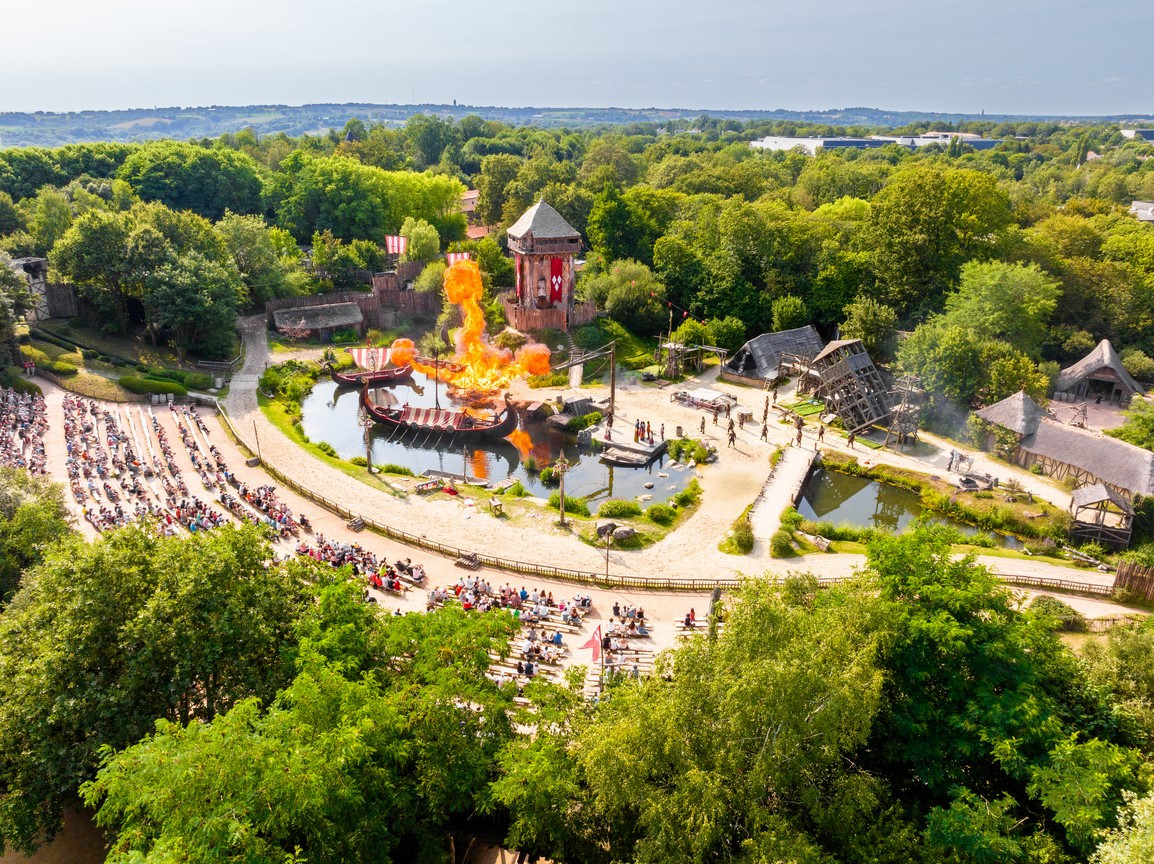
506, 428, 533, 461
388, 260, 551, 396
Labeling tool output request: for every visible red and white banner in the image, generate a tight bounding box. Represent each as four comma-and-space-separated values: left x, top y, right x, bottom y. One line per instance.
514, 252, 522, 301
446, 252, 471, 265
549, 257, 564, 303
385, 235, 407, 255
580, 625, 602, 664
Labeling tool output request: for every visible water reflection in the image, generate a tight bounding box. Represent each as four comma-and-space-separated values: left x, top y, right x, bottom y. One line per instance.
797, 467, 1023, 548
300, 375, 690, 504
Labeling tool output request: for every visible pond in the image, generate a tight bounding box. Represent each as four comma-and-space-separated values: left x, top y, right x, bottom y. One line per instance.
299, 375, 692, 505
797, 466, 1024, 549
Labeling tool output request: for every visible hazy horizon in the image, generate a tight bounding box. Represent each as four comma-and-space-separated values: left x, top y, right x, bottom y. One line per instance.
4, 0, 1151, 116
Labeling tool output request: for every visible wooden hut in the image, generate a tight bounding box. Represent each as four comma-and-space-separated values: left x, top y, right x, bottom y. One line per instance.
1053, 338, 1145, 406
1069, 483, 1133, 549
975, 391, 1154, 503
271, 302, 364, 341
721, 325, 824, 386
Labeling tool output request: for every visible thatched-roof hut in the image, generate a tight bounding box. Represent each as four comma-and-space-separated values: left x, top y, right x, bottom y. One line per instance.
272, 303, 364, 341
721, 325, 824, 385
1054, 338, 1144, 406
974, 391, 1154, 502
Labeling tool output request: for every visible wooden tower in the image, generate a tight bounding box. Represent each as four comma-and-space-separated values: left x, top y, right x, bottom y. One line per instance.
507, 200, 582, 317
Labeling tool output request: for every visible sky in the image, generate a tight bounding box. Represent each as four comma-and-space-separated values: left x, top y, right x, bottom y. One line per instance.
3, 0, 1150, 116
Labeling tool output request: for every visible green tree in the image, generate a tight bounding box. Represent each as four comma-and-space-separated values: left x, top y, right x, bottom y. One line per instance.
399, 216, 440, 263
0, 470, 72, 606
83, 603, 521, 864
771, 294, 808, 331
19, 188, 73, 255
840, 296, 898, 363
869, 164, 1012, 318
0, 252, 32, 361
1107, 399, 1154, 451
145, 252, 241, 359
215, 211, 296, 304
0, 192, 23, 236
117, 142, 262, 220
705, 315, 746, 352
475, 154, 521, 225
1092, 792, 1154, 864
586, 184, 658, 264
0, 525, 315, 855
413, 260, 447, 293
942, 260, 1061, 358
579, 259, 667, 335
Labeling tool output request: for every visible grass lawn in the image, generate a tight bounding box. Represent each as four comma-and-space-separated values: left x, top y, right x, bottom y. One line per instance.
573, 319, 656, 371
62, 372, 135, 402
38, 319, 240, 369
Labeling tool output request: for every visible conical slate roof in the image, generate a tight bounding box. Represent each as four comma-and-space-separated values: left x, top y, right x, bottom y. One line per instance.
974, 391, 1047, 437
507, 200, 580, 241
1056, 338, 1145, 396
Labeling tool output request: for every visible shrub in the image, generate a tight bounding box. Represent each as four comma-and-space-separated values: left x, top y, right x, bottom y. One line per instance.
331, 328, 360, 344
57, 351, 83, 366
566, 411, 603, 432
538, 465, 561, 486
78, 348, 97, 360
19, 345, 50, 367
547, 492, 590, 518
523, 455, 539, 473
504, 480, 528, 497
770, 529, 796, 558
50, 361, 78, 376
780, 506, 804, 530
118, 376, 188, 396
184, 372, 213, 390
598, 499, 642, 518
0, 368, 41, 396
731, 518, 755, 553
647, 503, 676, 524
674, 479, 703, 508
349, 456, 368, 466
1030, 463, 1044, 475
316, 441, 337, 457
376, 463, 415, 477
527, 372, 568, 389
136, 363, 149, 373
1029, 595, 1088, 632
494, 330, 528, 351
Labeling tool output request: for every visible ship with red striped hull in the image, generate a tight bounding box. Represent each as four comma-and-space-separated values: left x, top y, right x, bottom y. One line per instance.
360, 385, 518, 440
324, 362, 413, 388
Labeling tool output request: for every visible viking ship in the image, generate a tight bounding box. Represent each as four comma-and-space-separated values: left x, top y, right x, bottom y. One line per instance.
324, 346, 412, 387
360, 385, 518, 440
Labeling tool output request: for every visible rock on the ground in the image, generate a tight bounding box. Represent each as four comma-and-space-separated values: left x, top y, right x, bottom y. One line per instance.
596, 521, 617, 538
613, 526, 636, 540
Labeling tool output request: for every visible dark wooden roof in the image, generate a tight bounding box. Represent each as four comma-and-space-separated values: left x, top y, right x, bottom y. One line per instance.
507, 200, 580, 241
272, 303, 363, 331
1020, 421, 1154, 497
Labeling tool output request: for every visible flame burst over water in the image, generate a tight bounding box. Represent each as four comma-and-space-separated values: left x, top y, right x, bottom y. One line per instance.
506, 428, 533, 461
388, 260, 551, 400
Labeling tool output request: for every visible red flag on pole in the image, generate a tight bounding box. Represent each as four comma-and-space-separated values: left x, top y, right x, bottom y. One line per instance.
514, 252, 522, 301
549, 257, 564, 302
580, 625, 602, 663
385, 235, 407, 255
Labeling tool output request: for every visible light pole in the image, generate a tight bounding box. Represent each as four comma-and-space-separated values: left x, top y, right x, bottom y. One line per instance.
358, 409, 376, 474
555, 450, 570, 526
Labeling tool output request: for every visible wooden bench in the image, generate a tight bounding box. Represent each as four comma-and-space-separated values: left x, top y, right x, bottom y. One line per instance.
455, 551, 481, 570
346, 515, 365, 532
488, 497, 503, 515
